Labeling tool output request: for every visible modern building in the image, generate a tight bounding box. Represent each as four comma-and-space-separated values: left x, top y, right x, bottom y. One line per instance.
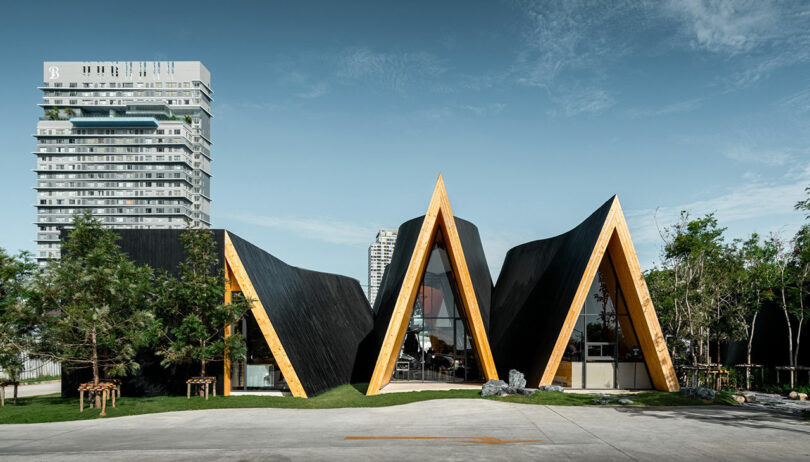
368, 228, 398, 304
61, 175, 682, 399
34, 61, 212, 262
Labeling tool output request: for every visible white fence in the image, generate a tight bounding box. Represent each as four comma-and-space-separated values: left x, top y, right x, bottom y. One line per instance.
0, 353, 60, 381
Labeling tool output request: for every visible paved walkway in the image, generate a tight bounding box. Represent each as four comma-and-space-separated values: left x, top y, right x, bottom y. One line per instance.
1, 399, 809, 461
4, 381, 60, 399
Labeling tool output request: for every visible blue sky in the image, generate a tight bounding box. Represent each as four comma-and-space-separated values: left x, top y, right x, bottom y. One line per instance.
1, 1, 809, 287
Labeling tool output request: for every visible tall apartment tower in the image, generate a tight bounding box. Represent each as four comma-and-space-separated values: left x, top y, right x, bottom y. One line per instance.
368, 228, 398, 305
35, 61, 212, 262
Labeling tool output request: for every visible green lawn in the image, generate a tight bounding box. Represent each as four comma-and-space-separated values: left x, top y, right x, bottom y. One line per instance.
0, 385, 713, 425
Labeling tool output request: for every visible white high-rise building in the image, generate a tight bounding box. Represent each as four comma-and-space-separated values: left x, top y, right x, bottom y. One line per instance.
34, 61, 212, 262
368, 229, 398, 305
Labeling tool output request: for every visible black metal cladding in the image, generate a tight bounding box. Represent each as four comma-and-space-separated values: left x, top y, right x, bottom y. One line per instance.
489, 197, 615, 387
227, 232, 374, 397
60, 229, 227, 397
60, 228, 374, 398
371, 216, 494, 351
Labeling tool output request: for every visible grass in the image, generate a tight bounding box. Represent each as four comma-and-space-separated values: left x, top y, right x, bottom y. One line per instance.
19, 375, 61, 385
0, 385, 714, 425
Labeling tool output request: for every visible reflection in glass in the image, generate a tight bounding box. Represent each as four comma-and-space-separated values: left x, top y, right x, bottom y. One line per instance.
392, 230, 482, 383
230, 310, 288, 391
553, 255, 653, 389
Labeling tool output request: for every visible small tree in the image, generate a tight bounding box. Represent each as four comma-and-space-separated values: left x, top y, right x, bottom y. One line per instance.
0, 250, 37, 385
45, 107, 59, 120
64, 107, 75, 117
183, 115, 193, 124
790, 225, 810, 377
156, 228, 250, 380
30, 213, 157, 411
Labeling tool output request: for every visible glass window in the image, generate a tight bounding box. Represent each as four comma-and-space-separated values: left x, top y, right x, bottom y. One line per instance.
392, 230, 482, 383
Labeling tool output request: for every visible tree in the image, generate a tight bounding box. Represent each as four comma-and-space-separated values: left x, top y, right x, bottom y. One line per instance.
64, 107, 75, 117
0, 250, 36, 385
30, 213, 157, 411
662, 212, 726, 365
732, 234, 778, 386
155, 228, 250, 379
45, 106, 59, 120
183, 115, 193, 124
789, 225, 810, 380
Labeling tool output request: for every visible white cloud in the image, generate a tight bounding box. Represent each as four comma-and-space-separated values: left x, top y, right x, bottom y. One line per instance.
223, 212, 377, 246
553, 86, 614, 117
295, 82, 329, 99
336, 47, 446, 92
723, 145, 790, 166
665, 0, 780, 54
625, 98, 703, 118
625, 162, 810, 246
458, 103, 506, 117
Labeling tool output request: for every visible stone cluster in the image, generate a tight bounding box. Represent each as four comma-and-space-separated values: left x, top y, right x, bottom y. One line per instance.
679, 386, 717, 401
591, 394, 634, 405
787, 391, 808, 401
480, 370, 540, 397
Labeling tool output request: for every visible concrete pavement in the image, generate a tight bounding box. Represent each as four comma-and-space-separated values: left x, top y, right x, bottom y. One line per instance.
1, 399, 808, 461
9, 381, 61, 398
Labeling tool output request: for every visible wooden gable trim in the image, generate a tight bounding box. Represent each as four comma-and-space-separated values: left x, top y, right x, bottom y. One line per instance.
537, 197, 679, 392
366, 175, 499, 395
223, 231, 308, 398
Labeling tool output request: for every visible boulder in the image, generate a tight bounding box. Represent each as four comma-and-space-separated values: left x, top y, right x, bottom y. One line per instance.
592, 399, 611, 405
497, 390, 509, 397
799, 393, 808, 401
517, 388, 535, 397
731, 394, 746, 405
508, 369, 527, 389
481, 379, 508, 397
788, 391, 799, 400
538, 385, 564, 392
742, 392, 756, 403
617, 399, 633, 405
680, 386, 716, 401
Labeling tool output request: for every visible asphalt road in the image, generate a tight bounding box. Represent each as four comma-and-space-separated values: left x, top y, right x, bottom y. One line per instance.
1, 399, 809, 461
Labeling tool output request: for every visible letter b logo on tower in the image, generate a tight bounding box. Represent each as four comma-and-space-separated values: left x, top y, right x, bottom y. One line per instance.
48, 66, 59, 80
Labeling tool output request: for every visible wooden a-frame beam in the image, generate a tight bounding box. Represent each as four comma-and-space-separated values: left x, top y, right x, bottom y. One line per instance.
366, 175, 498, 395
538, 197, 679, 392
223, 231, 308, 398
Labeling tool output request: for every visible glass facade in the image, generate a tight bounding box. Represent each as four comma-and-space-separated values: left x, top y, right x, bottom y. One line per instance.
553, 254, 652, 389
230, 310, 288, 391
392, 230, 482, 383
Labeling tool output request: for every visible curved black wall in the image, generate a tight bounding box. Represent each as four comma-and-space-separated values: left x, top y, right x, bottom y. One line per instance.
489, 197, 614, 386
228, 232, 374, 397
371, 216, 494, 354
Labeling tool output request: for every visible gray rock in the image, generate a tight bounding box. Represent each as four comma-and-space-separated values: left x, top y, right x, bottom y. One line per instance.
538, 385, 564, 392
617, 399, 633, 405
680, 386, 716, 401
497, 390, 509, 397
592, 399, 610, 405
481, 379, 508, 397
508, 369, 527, 389
742, 392, 756, 403
517, 388, 535, 396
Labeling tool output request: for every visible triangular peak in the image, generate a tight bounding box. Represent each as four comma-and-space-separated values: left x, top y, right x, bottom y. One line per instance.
540, 198, 678, 392
366, 176, 498, 395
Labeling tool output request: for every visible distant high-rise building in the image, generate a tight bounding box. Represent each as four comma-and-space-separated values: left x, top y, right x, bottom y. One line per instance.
368, 229, 398, 305
34, 61, 212, 263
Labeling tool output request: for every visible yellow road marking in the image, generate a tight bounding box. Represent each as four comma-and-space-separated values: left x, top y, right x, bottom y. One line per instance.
345, 436, 543, 445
